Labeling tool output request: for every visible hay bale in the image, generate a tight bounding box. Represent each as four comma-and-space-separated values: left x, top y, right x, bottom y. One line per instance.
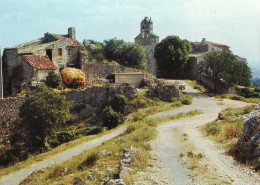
61, 68, 86, 87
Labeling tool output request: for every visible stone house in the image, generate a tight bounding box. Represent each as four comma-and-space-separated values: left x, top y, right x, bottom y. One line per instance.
135, 17, 159, 76
2, 27, 83, 96
188, 38, 231, 80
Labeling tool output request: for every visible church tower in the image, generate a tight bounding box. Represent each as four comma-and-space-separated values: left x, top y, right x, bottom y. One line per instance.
135, 17, 159, 75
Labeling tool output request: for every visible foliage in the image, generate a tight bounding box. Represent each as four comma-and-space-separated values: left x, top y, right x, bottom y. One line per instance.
104, 38, 146, 69
154, 35, 191, 78
108, 94, 128, 114
197, 50, 252, 89
236, 87, 260, 98
19, 85, 72, 150
102, 106, 124, 129
44, 71, 62, 88
181, 93, 193, 105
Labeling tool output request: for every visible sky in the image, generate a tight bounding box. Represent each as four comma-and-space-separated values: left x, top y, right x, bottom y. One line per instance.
0, 0, 260, 68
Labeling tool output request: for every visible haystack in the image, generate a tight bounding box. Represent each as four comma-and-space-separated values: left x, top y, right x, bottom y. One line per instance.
61, 68, 86, 87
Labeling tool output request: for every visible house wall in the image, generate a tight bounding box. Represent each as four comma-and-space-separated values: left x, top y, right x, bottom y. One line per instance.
114, 73, 144, 87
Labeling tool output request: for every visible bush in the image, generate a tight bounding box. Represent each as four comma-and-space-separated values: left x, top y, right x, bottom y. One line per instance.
230, 95, 247, 102
108, 94, 128, 114
44, 71, 62, 88
78, 152, 99, 170
181, 93, 193, 105
102, 106, 124, 129
238, 88, 259, 98
204, 122, 221, 136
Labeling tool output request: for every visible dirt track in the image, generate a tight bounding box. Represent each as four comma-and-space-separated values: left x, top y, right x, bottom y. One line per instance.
136, 82, 260, 185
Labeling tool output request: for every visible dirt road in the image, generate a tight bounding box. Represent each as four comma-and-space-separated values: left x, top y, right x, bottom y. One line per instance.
137, 82, 260, 185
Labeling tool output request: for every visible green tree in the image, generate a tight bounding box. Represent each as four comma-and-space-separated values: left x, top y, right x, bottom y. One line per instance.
197, 50, 252, 89
104, 38, 146, 69
108, 94, 128, 114
154, 35, 191, 78
102, 106, 124, 129
19, 85, 72, 150
45, 71, 62, 88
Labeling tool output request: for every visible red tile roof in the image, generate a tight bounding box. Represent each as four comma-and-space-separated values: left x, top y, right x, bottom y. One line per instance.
51, 34, 83, 47
23, 55, 57, 70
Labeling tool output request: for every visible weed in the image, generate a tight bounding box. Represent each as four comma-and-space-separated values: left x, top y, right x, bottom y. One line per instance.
187, 151, 194, 157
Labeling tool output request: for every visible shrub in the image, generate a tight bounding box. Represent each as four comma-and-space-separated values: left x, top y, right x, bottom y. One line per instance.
108, 94, 128, 114
228, 142, 257, 163
102, 106, 124, 129
204, 122, 221, 136
44, 71, 62, 88
238, 88, 259, 98
181, 93, 193, 105
78, 152, 99, 170
230, 95, 247, 102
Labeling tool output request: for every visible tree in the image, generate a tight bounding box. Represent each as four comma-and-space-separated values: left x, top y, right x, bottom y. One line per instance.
154, 35, 191, 78
19, 85, 72, 150
44, 71, 62, 88
102, 106, 124, 129
104, 38, 146, 69
197, 50, 252, 89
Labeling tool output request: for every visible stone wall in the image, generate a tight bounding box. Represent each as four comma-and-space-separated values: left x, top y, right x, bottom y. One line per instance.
0, 97, 25, 144
0, 85, 137, 144
65, 85, 137, 122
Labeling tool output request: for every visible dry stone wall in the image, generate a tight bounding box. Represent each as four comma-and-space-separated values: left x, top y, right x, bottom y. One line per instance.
66, 85, 137, 122
0, 97, 25, 144
0, 86, 136, 144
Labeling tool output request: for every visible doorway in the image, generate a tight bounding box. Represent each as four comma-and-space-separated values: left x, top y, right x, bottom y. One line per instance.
46, 49, 52, 60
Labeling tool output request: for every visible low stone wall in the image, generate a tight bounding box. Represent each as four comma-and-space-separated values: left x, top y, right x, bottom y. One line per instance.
65, 85, 137, 122
0, 85, 137, 144
146, 83, 180, 101
0, 97, 25, 144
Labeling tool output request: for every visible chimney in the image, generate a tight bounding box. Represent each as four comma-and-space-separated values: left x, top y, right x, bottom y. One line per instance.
68, 27, 76, 40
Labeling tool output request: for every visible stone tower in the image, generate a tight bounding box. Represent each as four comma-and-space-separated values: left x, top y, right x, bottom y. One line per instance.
135, 17, 159, 75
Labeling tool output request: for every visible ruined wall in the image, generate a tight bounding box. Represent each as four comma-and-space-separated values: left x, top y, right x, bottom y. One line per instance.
0, 97, 25, 144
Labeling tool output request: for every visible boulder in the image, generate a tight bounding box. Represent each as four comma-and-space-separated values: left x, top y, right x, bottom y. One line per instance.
146, 82, 180, 101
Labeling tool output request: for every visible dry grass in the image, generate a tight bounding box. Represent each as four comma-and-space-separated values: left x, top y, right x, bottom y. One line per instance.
20, 111, 201, 184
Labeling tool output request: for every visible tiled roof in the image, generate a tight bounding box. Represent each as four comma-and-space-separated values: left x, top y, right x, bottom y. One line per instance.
23, 55, 57, 70
51, 34, 83, 47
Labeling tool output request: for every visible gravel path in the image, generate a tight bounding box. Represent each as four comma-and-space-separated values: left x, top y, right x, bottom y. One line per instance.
0, 127, 126, 185
136, 81, 260, 184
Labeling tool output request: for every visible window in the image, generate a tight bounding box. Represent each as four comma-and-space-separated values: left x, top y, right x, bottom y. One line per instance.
68, 48, 73, 55
58, 48, 62, 56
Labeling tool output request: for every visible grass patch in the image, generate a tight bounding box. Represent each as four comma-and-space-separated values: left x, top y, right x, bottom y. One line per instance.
201, 108, 246, 145
184, 80, 207, 93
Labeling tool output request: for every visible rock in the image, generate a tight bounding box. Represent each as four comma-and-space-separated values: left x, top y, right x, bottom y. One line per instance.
105, 168, 113, 177
99, 149, 107, 156
106, 179, 116, 185
123, 148, 129, 153
146, 82, 180, 101
236, 116, 260, 159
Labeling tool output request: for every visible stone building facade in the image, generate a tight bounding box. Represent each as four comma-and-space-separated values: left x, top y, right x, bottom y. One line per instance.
2, 27, 83, 96
188, 38, 231, 80
135, 17, 159, 76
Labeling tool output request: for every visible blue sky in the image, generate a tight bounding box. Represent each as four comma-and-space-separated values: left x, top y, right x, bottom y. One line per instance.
0, 0, 260, 67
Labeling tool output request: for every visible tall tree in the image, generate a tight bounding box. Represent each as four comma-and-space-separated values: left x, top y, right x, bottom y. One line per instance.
104, 38, 146, 69
197, 50, 252, 89
154, 35, 191, 78
19, 85, 72, 150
